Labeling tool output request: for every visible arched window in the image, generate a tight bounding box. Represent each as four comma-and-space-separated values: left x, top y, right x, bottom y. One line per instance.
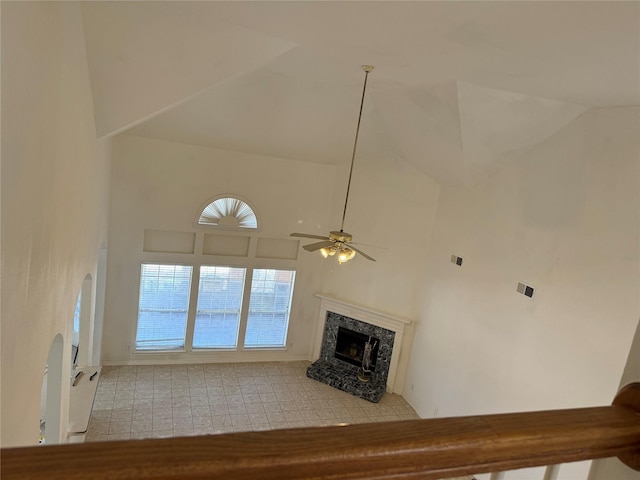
196, 195, 258, 230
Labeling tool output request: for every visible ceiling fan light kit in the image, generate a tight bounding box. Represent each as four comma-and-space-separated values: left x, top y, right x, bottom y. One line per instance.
291, 65, 376, 264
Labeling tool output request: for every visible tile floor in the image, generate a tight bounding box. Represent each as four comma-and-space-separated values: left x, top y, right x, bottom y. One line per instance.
85, 361, 420, 442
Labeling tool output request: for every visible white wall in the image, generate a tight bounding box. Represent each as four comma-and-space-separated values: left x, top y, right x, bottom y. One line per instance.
102, 135, 337, 364
1, 2, 111, 447
403, 106, 639, 479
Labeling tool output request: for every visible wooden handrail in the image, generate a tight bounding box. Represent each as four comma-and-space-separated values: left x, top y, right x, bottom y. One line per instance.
2, 383, 640, 480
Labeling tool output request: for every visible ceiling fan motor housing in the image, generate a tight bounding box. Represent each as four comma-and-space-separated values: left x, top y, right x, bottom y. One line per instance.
329, 231, 352, 243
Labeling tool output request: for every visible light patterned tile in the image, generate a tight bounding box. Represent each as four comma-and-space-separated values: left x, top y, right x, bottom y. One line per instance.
211, 414, 232, 427
173, 417, 194, 429
230, 413, 250, 425
153, 379, 172, 389
244, 402, 265, 414
189, 387, 207, 397
172, 397, 191, 408
248, 412, 269, 425
131, 419, 153, 433
115, 390, 135, 401
193, 416, 213, 428
238, 377, 255, 386
243, 393, 261, 404
227, 403, 247, 415
191, 406, 211, 417
190, 396, 209, 407
113, 398, 135, 410
171, 388, 190, 398
207, 386, 225, 396
210, 404, 229, 416
205, 377, 223, 387
173, 406, 192, 418
251, 423, 271, 431
134, 390, 154, 400
240, 384, 258, 395
208, 394, 227, 406
110, 409, 133, 422
283, 410, 302, 422
89, 410, 112, 423
152, 418, 173, 431
232, 425, 251, 433
255, 384, 274, 394
152, 407, 172, 420
300, 409, 320, 421
188, 378, 206, 388
225, 394, 244, 405
223, 385, 242, 395
133, 408, 153, 420
262, 402, 282, 413
153, 398, 172, 409
87, 421, 110, 435
89, 361, 422, 444
266, 411, 286, 424
259, 392, 277, 403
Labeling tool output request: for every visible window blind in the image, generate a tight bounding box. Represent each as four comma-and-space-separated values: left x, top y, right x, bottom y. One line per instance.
193, 266, 246, 348
135, 264, 192, 350
244, 269, 295, 348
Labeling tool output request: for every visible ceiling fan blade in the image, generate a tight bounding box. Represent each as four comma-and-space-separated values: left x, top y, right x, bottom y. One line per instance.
303, 240, 335, 252
291, 233, 331, 241
349, 241, 387, 250
348, 244, 376, 261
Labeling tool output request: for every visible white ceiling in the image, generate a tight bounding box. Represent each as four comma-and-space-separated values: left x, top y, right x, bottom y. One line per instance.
81, 1, 640, 186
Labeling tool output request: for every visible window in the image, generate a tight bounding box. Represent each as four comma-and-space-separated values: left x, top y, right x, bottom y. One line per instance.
193, 266, 246, 349
244, 269, 296, 348
135, 264, 192, 350
197, 196, 258, 229
135, 264, 296, 352
72, 292, 81, 347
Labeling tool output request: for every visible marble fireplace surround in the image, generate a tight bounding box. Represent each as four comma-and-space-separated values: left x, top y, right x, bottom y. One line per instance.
310, 293, 412, 394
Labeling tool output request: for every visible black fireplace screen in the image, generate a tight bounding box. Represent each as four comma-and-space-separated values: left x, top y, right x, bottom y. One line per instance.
334, 326, 380, 371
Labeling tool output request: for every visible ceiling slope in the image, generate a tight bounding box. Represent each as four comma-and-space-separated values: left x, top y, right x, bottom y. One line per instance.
81, 1, 296, 137
81, 1, 639, 186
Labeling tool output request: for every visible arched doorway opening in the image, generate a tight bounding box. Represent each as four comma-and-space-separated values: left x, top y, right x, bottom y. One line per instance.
40, 334, 64, 444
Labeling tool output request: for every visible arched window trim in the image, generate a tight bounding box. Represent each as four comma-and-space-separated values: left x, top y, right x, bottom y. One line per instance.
195, 194, 260, 231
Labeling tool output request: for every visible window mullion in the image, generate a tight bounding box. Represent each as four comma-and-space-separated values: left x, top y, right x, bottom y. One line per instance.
237, 267, 253, 349
183, 265, 200, 352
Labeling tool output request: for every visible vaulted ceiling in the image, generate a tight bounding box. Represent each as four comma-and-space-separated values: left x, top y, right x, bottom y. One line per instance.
81, 1, 639, 186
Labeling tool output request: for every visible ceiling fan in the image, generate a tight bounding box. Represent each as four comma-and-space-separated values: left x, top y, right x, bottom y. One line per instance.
291, 65, 376, 264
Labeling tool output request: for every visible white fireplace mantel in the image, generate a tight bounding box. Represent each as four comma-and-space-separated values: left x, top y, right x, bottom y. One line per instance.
311, 293, 413, 393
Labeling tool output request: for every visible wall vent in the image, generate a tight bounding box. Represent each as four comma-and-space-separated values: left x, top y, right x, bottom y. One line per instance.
450, 255, 463, 266
517, 282, 535, 298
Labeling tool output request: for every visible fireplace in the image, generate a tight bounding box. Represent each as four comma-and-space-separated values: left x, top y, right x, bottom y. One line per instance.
306, 294, 412, 403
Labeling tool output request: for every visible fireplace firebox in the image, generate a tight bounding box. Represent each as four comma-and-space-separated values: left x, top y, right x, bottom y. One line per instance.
334, 327, 380, 371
